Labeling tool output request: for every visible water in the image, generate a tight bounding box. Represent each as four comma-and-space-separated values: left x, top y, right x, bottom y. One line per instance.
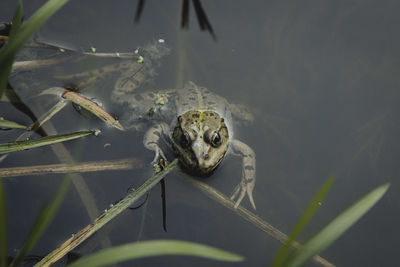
1, 0, 400, 266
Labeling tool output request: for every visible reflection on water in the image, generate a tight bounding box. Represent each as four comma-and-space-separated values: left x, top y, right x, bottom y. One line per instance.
1, 0, 400, 266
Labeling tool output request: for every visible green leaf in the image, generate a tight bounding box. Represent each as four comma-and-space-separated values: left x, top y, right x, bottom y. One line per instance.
271, 176, 335, 267
9, 177, 70, 267
0, 0, 69, 98
0, 130, 99, 154
285, 183, 390, 267
0, 53, 14, 99
0, 181, 7, 267
9, 0, 23, 38
0, 1, 22, 97
68, 240, 244, 267
35, 160, 179, 266
0, 118, 28, 130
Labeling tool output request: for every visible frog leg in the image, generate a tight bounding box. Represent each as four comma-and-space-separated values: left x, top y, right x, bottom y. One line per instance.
143, 122, 170, 164
230, 139, 256, 210
228, 103, 255, 123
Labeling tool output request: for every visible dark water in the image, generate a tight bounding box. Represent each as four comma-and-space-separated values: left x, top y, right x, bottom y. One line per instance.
1, 0, 400, 266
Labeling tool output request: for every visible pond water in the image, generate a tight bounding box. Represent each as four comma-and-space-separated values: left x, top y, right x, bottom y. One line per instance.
1, 0, 400, 266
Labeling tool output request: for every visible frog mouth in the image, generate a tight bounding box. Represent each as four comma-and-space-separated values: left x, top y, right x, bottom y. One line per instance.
179, 159, 220, 177
178, 151, 225, 177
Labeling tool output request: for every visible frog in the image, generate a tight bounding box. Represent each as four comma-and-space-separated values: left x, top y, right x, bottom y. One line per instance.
112, 81, 257, 210
52, 41, 257, 209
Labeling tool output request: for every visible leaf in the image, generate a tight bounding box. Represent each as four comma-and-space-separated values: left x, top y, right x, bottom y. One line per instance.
62, 91, 124, 131
9, 177, 70, 267
36, 160, 179, 266
285, 183, 390, 267
9, 0, 22, 38
68, 240, 244, 267
0, 181, 7, 267
0, 0, 69, 98
0, 118, 28, 130
271, 176, 335, 267
0, 130, 99, 154
0, 49, 14, 99
40, 88, 124, 131
0, 1, 22, 98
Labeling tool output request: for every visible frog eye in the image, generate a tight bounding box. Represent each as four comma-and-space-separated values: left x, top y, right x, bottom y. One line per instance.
211, 132, 221, 147
180, 132, 192, 148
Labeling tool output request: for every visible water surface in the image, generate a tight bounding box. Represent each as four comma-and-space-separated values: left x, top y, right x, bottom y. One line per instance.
1, 1, 399, 266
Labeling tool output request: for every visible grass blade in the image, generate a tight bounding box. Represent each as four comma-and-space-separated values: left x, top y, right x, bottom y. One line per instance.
0, 0, 69, 97
285, 183, 390, 267
0, 118, 28, 130
0, 1, 22, 97
183, 174, 334, 267
62, 91, 124, 131
0, 0, 69, 61
0, 158, 144, 178
0, 181, 7, 267
35, 159, 179, 266
0, 130, 99, 154
68, 240, 243, 267
0, 56, 14, 99
271, 176, 335, 267
9, 1, 22, 38
9, 177, 70, 267
40, 88, 124, 131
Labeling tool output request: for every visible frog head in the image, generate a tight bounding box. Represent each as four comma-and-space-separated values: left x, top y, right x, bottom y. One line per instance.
171, 110, 229, 175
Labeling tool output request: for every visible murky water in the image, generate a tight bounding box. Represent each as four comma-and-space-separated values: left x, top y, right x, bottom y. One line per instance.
1, 0, 400, 266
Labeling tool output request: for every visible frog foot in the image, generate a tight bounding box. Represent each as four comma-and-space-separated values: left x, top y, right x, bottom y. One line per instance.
150, 146, 167, 165
230, 177, 256, 210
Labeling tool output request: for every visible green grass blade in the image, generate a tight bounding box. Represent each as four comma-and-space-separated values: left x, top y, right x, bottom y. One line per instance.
0, 0, 69, 97
0, 181, 7, 267
9, 1, 22, 38
0, 1, 22, 97
271, 176, 335, 267
68, 240, 244, 267
35, 160, 179, 266
9, 177, 70, 267
0, 55, 14, 99
0, 118, 28, 130
286, 183, 390, 267
0, 130, 99, 154
0, 0, 69, 61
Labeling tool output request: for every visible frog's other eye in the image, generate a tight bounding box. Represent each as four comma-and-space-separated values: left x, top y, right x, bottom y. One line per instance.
180, 132, 192, 148
211, 132, 221, 147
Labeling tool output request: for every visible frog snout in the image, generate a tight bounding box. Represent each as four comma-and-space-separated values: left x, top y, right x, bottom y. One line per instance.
197, 154, 214, 171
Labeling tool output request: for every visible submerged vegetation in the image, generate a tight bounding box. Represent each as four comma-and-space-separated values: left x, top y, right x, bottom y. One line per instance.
0, 0, 391, 266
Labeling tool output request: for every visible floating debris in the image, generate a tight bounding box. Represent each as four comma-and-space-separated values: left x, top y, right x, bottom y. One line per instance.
154, 96, 165, 105
137, 55, 144, 64
41, 88, 124, 130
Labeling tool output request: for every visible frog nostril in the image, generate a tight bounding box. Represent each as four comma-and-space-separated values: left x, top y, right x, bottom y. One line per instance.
203, 153, 209, 159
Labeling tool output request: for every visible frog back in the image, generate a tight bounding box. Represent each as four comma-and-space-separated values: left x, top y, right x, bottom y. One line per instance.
177, 82, 232, 120
116, 89, 177, 131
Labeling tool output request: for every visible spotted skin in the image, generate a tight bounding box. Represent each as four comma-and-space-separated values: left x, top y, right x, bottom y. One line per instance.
171, 110, 230, 175
114, 79, 257, 209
